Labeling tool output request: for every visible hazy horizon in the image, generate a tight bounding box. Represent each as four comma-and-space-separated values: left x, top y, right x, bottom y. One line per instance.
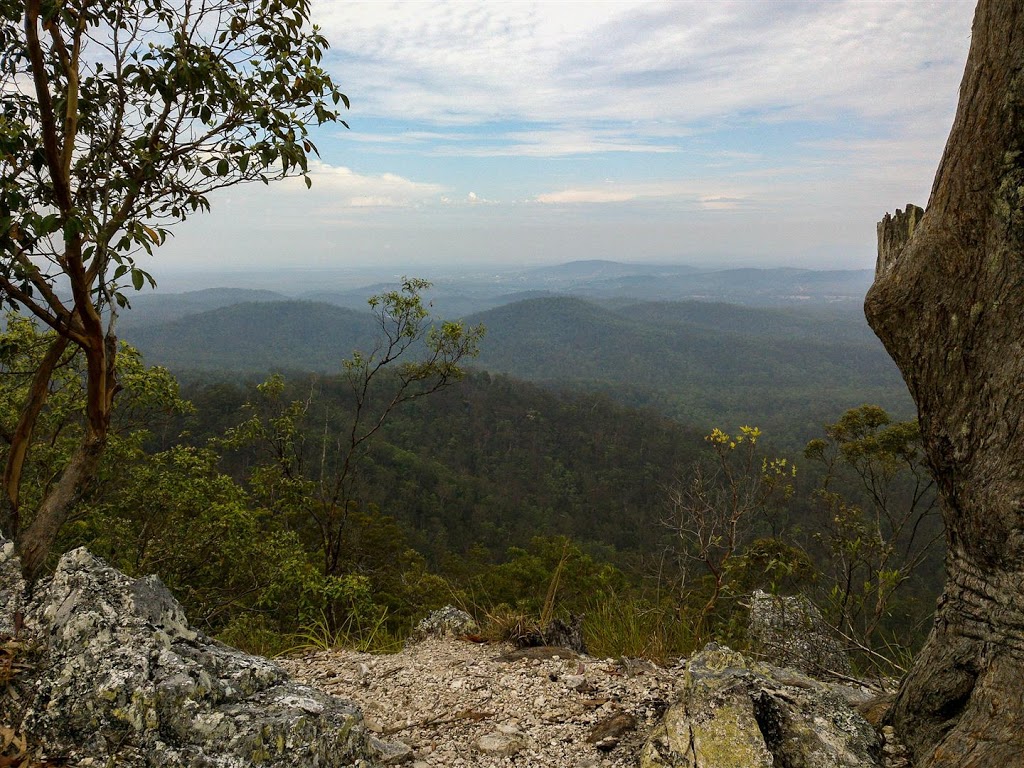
148, 257, 876, 296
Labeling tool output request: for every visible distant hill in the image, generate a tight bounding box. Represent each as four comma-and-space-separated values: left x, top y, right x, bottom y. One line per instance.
466, 296, 910, 439
118, 264, 877, 336
125, 301, 377, 373
523, 260, 698, 281
616, 300, 872, 343
550, 267, 874, 305
126, 293, 911, 444
120, 288, 288, 328
296, 285, 556, 319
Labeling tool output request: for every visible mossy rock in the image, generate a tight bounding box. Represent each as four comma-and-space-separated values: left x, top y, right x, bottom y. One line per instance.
642, 643, 881, 768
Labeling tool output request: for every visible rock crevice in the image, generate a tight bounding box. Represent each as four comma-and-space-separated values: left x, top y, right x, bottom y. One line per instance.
5, 542, 379, 767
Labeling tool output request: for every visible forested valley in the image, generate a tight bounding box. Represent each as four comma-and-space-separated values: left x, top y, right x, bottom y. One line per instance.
7, 0, 1020, 764
3, 278, 942, 673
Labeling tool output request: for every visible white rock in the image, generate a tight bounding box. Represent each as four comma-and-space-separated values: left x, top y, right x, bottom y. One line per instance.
476, 731, 524, 756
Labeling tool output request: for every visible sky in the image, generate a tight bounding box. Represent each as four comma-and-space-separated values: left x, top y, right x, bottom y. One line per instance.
159, 0, 977, 276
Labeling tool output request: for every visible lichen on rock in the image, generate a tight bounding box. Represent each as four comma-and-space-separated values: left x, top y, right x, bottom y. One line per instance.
408, 604, 479, 643
641, 643, 881, 768
16, 547, 378, 767
747, 589, 851, 677
0, 529, 25, 636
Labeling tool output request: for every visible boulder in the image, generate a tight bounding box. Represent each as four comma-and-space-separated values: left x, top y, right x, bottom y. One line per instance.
536, 614, 586, 653
747, 589, 851, 677
13, 546, 380, 767
408, 605, 478, 643
641, 644, 881, 768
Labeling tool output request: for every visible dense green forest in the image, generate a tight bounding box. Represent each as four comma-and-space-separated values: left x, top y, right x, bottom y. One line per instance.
0, 279, 940, 669
0, 273, 937, 671
124, 293, 913, 448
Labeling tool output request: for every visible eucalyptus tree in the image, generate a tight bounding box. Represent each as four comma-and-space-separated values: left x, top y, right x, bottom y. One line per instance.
866, 0, 1024, 763
0, 0, 347, 578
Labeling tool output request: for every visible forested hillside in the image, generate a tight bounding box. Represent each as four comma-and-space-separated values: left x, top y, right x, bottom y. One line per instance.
172, 371, 707, 561
467, 297, 910, 440
127, 301, 377, 372
124, 294, 912, 447
5, 288, 939, 671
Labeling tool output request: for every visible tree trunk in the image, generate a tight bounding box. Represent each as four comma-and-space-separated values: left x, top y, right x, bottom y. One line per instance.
15, 428, 107, 579
864, 1, 1024, 766
10, 333, 118, 581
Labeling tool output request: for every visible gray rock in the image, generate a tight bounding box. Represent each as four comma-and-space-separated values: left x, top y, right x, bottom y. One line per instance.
537, 614, 586, 653
17, 547, 377, 767
747, 589, 851, 677
368, 736, 412, 765
0, 530, 25, 636
408, 605, 478, 643
475, 730, 524, 756
641, 643, 881, 768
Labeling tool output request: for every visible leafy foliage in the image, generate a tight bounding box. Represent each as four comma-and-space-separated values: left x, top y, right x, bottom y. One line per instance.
219, 279, 483, 582
804, 405, 940, 668
662, 426, 797, 644
5, 309, 940, 668
1, 316, 189, 558
1, 0, 346, 312
0, 0, 346, 578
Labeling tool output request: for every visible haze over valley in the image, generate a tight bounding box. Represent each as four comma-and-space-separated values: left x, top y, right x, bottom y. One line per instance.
121, 260, 910, 446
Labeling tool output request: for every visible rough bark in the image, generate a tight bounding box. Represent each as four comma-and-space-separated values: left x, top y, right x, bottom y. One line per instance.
864, 1, 1024, 766
15, 428, 107, 580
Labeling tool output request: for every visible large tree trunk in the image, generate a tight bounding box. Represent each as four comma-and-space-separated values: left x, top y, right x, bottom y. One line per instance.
864, 1, 1024, 766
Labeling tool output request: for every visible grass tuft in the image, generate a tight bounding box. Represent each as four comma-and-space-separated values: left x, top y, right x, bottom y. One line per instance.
286, 609, 403, 655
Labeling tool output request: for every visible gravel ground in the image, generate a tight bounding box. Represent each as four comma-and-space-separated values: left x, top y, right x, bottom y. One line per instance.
279, 637, 680, 767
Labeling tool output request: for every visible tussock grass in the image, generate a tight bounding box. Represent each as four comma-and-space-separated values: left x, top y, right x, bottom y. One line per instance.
216, 615, 295, 658
286, 609, 403, 655
582, 596, 699, 665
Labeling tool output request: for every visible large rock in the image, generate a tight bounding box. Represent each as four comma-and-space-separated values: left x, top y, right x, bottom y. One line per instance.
747, 589, 851, 677
14, 547, 379, 767
641, 644, 881, 768
0, 529, 25, 635
408, 605, 478, 643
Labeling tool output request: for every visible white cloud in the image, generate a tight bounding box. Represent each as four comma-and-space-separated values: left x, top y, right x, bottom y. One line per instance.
535, 188, 637, 204
276, 162, 446, 212
314, 0, 972, 132
534, 180, 753, 207
156, 2, 976, 272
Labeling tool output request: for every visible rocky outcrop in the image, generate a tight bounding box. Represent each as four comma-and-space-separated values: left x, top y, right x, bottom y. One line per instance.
874, 203, 924, 276
9, 546, 381, 767
0, 530, 25, 635
747, 589, 851, 677
641, 644, 881, 768
4, 546, 895, 768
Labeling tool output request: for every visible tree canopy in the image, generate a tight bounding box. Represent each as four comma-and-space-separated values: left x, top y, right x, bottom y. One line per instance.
0, 0, 346, 577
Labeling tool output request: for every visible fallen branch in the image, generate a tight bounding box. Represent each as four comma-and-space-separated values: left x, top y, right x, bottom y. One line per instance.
383, 708, 495, 735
